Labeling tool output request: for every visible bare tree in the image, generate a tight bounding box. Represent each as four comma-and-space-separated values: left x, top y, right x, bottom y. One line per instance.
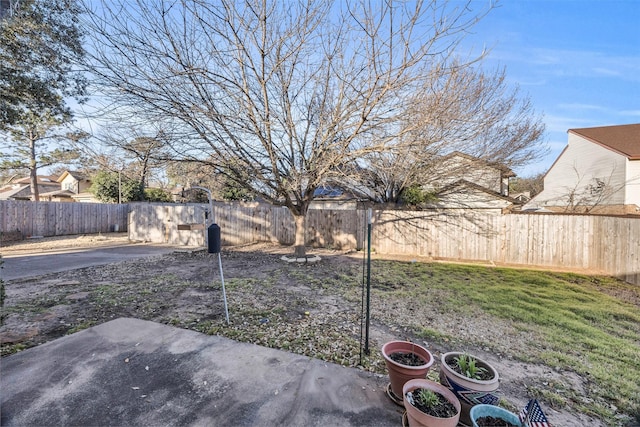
525, 162, 636, 214
561, 166, 623, 214
82, 0, 497, 257
96, 125, 171, 191
510, 172, 544, 199
353, 65, 545, 204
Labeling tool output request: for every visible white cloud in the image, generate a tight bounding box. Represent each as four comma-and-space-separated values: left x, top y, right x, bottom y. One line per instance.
488, 47, 640, 82
620, 110, 640, 118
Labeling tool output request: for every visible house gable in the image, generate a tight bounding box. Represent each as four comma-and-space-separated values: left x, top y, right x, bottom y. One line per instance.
569, 123, 640, 160
526, 123, 640, 214
425, 151, 514, 198
57, 171, 92, 194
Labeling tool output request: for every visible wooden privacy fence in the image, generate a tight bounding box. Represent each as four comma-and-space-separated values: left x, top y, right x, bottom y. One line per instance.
1, 200, 637, 285
128, 202, 364, 249
369, 210, 640, 285
129, 203, 640, 285
0, 200, 128, 240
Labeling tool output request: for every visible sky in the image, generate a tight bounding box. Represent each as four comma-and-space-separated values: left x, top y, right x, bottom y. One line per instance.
28, 0, 640, 180
463, 0, 640, 177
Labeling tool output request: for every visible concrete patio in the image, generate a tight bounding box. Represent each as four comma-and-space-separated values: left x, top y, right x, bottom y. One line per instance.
1, 318, 402, 426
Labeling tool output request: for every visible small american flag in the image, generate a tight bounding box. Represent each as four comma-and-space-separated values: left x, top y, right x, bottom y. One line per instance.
519, 399, 551, 427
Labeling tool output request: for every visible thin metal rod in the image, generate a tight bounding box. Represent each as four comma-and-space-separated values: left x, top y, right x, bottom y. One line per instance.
359, 207, 367, 365
364, 208, 372, 355
190, 185, 227, 324
218, 252, 229, 324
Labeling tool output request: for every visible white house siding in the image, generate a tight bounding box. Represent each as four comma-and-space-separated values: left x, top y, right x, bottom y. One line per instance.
437, 155, 503, 194
625, 159, 640, 207
434, 185, 511, 211
60, 174, 92, 194
529, 133, 627, 209
60, 175, 79, 193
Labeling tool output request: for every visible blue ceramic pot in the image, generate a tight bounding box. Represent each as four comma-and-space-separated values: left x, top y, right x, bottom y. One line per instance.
470, 404, 522, 427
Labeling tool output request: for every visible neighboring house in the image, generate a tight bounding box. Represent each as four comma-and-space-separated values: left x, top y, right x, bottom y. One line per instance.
421, 151, 518, 213
431, 151, 514, 197
58, 171, 91, 194
0, 171, 99, 202
0, 176, 60, 201
307, 152, 518, 212
524, 123, 640, 215
511, 192, 531, 203
56, 171, 97, 203
309, 185, 368, 210
429, 179, 517, 213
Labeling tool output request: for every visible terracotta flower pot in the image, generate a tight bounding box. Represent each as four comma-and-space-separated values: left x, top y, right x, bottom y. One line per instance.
382, 341, 434, 401
439, 352, 499, 426
470, 404, 522, 427
403, 378, 461, 427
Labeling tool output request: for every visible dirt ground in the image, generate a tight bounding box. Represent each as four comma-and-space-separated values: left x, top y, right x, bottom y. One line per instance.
0, 234, 614, 426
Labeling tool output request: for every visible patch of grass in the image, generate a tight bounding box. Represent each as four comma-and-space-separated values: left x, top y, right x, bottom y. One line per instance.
370, 260, 640, 426
66, 320, 97, 335
1, 343, 29, 357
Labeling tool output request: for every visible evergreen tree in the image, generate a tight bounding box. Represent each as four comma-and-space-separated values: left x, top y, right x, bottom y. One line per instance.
0, 0, 86, 200
90, 171, 144, 204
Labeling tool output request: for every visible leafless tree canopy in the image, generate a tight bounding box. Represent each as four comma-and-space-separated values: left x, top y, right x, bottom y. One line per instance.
81, 0, 545, 255
357, 65, 546, 203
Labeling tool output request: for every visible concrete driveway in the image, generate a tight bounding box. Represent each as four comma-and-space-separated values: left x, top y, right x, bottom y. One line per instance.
1, 244, 180, 281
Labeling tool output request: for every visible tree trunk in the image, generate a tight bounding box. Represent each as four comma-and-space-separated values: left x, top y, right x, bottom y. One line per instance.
292, 213, 306, 258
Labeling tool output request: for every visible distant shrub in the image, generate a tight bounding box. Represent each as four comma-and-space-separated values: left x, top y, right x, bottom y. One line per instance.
144, 188, 172, 202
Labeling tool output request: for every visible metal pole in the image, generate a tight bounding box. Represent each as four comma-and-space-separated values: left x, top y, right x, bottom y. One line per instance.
191, 186, 229, 324
218, 252, 229, 324
364, 208, 372, 355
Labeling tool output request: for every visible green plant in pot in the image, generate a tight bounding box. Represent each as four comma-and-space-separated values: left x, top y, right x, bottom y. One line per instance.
381, 340, 434, 405
454, 353, 491, 380
403, 378, 461, 427
439, 352, 499, 426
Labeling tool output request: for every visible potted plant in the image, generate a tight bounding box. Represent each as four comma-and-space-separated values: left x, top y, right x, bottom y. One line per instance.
403, 378, 461, 427
470, 404, 522, 427
439, 352, 499, 425
381, 341, 434, 405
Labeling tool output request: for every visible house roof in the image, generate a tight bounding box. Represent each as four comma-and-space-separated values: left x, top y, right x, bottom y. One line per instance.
0, 178, 61, 200
569, 123, 640, 160
437, 179, 517, 203
0, 185, 28, 200
57, 170, 89, 183
40, 189, 76, 198
12, 175, 59, 184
